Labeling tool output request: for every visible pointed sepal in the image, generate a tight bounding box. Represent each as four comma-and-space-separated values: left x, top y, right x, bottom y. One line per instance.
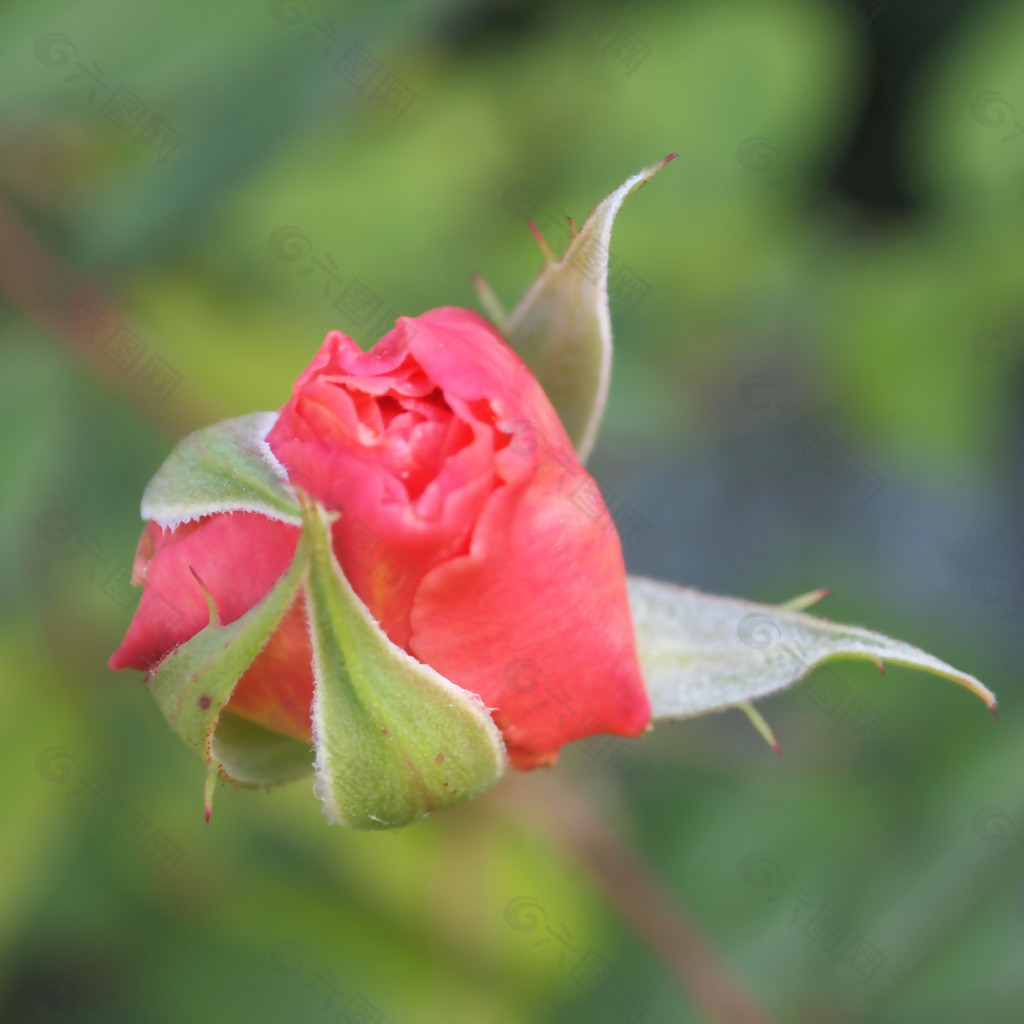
628, 576, 996, 723
733, 701, 782, 755
146, 529, 313, 812
141, 411, 301, 530
471, 273, 508, 331
503, 156, 676, 462
780, 587, 832, 612
302, 500, 507, 830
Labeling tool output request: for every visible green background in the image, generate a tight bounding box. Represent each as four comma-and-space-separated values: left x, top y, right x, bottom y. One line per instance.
2, 0, 1022, 1020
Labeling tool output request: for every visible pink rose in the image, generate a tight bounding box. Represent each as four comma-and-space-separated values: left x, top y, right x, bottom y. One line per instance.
110, 307, 650, 768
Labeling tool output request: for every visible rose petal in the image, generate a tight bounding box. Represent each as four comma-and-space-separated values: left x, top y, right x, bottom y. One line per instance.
109, 512, 301, 671
409, 460, 651, 768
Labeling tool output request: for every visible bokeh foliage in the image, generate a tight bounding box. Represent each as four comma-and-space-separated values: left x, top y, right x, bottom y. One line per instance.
1, 0, 1023, 1021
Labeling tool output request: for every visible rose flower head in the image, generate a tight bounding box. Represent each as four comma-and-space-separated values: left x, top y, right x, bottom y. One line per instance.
110, 157, 996, 829
110, 310, 650, 827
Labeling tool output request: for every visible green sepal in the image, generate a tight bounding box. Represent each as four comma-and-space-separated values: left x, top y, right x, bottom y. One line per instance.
503, 156, 675, 462
141, 411, 301, 529
146, 529, 312, 811
302, 500, 506, 830
628, 576, 996, 723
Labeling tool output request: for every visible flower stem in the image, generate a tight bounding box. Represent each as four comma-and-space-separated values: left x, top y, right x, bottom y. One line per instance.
496, 773, 777, 1024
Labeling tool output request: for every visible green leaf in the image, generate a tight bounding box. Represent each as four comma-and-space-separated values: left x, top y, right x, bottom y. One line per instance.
302, 500, 506, 830
141, 411, 301, 529
147, 529, 310, 813
628, 576, 997, 721
503, 156, 675, 462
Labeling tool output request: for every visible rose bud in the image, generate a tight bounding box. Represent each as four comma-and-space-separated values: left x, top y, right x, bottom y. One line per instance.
110, 157, 997, 828
109, 309, 651, 827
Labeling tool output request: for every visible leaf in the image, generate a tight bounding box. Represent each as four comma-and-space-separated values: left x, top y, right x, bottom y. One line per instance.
141, 411, 301, 530
503, 156, 675, 462
627, 576, 997, 721
302, 500, 506, 830
146, 529, 311, 815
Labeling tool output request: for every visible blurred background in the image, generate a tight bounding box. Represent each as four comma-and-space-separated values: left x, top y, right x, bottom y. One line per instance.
2, 0, 1023, 1020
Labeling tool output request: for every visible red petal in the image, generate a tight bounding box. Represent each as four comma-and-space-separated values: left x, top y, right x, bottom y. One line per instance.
265, 309, 650, 766
110, 512, 315, 739
409, 462, 651, 769
226, 595, 314, 742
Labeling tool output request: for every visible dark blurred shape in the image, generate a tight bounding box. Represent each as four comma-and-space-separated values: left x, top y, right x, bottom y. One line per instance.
831, 0, 1003, 212
0, 945, 123, 1024
439, 0, 552, 51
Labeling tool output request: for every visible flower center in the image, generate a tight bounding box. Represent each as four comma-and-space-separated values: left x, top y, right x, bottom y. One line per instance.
347, 383, 472, 501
